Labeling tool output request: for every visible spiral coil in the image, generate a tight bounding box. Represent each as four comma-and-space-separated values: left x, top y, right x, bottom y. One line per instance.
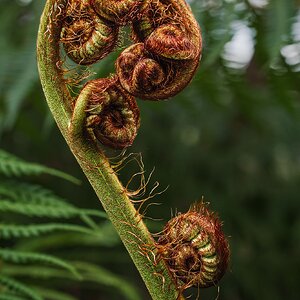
60, 0, 201, 148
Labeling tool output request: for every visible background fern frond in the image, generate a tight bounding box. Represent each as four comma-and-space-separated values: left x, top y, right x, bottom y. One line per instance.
16, 226, 120, 252
1, 264, 76, 281
73, 262, 141, 300
0, 275, 43, 300
31, 288, 78, 300
0, 149, 80, 184
0, 180, 72, 207
0, 249, 81, 279
0, 293, 29, 300
0, 223, 98, 239
0, 200, 106, 219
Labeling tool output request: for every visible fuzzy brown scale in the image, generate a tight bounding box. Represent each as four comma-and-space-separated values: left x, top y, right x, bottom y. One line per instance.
82, 77, 140, 149
60, 0, 119, 65
131, 2, 162, 40
145, 24, 199, 60
116, 43, 199, 100
132, 0, 176, 42
91, 0, 144, 25
158, 203, 229, 288
117, 0, 202, 100
60, 0, 201, 148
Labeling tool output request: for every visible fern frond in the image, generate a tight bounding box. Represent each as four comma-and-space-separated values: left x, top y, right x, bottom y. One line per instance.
0, 294, 27, 300
29, 287, 78, 300
0, 200, 106, 219
0, 249, 81, 279
0, 149, 79, 184
0, 180, 71, 207
16, 228, 119, 252
0, 223, 97, 239
73, 262, 140, 300
0, 275, 43, 300
1, 264, 75, 281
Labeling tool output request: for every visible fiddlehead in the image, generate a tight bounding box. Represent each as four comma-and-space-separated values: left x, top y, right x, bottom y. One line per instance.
158, 202, 229, 289
38, 0, 210, 299
60, 0, 119, 65
71, 76, 140, 149
115, 0, 201, 100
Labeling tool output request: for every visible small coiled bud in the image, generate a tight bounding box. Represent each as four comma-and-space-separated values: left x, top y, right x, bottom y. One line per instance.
116, 0, 202, 101
60, 0, 119, 65
116, 43, 167, 100
76, 76, 140, 149
116, 43, 200, 100
158, 202, 229, 288
91, 0, 144, 25
145, 24, 199, 60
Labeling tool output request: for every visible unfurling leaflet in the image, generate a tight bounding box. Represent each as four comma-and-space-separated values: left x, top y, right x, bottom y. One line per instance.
73, 76, 140, 149
126, 0, 202, 100
158, 202, 230, 288
60, 0, 119, 65
60, 0, 201, 148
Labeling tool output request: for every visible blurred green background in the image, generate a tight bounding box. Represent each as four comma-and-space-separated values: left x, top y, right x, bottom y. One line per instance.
0, 0, 300, 299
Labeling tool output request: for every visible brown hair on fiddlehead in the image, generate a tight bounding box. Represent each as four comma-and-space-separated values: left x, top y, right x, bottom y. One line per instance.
116, 0, 202, 100
60, 0, 119, 65
157, 202, 230, 290
74, 76, 140, 149
91, 0, 145, 25
58, 0, 201, 148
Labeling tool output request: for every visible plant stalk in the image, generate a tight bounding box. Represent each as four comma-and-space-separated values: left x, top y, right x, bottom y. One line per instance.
37, 0, 181, 299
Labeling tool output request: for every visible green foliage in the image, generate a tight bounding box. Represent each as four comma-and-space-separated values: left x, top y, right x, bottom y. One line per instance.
0, 149, 140, 300
0, 275, 42, 300
0, 249, 80, 278
0, 150, 80, 184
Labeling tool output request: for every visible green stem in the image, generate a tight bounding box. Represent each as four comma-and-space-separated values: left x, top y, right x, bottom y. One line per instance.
37, 1, 181, 299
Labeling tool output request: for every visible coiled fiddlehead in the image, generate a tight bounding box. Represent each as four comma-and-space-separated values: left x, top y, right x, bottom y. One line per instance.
60, 0, 119, 65
158, 202, 229, 289
38, 0, 227, 299
61, 0, 201, 147
115, 0, 201, 100
71, 76, 140, 149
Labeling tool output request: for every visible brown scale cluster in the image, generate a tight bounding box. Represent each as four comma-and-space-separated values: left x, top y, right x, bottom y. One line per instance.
60, 0, 201, 149
158, 203, 230, 288
91, 0, 144, 25
83, 76, 140, 149
117, 0, 202, 100
60, 0, 119, 65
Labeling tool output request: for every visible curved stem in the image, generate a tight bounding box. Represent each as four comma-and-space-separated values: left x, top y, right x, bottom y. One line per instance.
37, 1, 181, 299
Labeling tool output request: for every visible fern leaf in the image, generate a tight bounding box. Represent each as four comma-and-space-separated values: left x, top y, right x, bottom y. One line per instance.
0, 149, 79, 184
0, 180, 71, 207
29, 287, 78, 300
0, 249, 81, 279
0, 223, 97, 239
0, 200, 106, 219
1, 264, 75, 281
73, 262, 140, 300
0, 294, 27, 300
0, 275, 43, 300
16, 229, 119, 252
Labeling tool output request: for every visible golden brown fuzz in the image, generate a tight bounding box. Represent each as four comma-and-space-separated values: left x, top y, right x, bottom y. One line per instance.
118, 0, 202, 100
158, 203, 230, 288
61, 0, 119, 65
79, 76, 140, 149
91, 0, 144, 25
59, 0, 202, 148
